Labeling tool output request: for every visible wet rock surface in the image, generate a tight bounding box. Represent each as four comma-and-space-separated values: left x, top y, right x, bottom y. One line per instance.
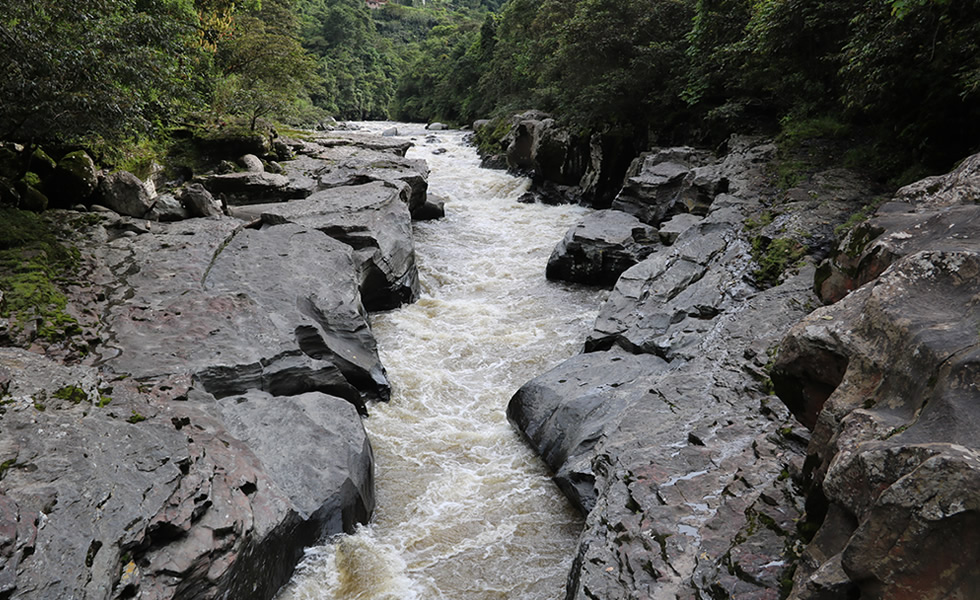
231, 180, 420, 311
0, 131, 428, 599
514, 140, 980, 599
546, 210, 660, 288
512, 138, 816, 599
771, 157, 980, 599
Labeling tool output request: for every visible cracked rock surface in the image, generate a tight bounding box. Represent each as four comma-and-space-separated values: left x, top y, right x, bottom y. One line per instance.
0, 131, 426, 600
772, 156, 980, 600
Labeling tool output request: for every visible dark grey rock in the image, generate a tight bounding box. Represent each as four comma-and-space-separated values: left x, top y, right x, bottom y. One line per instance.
232, 181, 420, 311
610, 147, 720, 226
93, 218, 389, 411
99, 170, 154, 218
0, 348, 374, 600
145, 193, 188, 222
311, 146, 430, 219
179, 183, 222, 217
415, 197, 446, 221
512, 139, 820, 600
657, 212, 703, 245
49, 150, 98, 206
546, 210, 660, 288
203, 171, 298, 206
310, 132, 413, 157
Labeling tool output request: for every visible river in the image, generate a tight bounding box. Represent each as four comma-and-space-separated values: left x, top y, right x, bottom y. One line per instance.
276, 123, 604, 600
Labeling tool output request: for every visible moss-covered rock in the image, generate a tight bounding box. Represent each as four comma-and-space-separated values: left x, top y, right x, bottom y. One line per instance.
0, 147, 20, 179
18, 183, 49, 213
50, 150, 98, 206
30, 147, 57, 179
0, 206, 80, 345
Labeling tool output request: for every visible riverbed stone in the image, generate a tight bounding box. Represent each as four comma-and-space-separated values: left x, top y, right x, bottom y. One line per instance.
310, 146, 430, 219
0, 348, 374, 600
99, 170, 154, 217
512, 138, 824, 600
230, 180, 420, 312
179, 182, 223, 217
90, 217, 388, 411
145, 193, 188, 222
202, 171, 299, 205
546, 210, 660, 288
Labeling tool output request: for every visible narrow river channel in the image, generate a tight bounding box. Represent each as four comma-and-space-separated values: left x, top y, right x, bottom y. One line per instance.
276, 123, 604, 600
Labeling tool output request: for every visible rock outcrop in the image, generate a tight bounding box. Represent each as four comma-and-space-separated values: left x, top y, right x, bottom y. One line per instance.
770, 156, 980, 599
546, 210, 659, 288
509, 136, 911, 600
511, 138, 816, 599
0, 348, 373, 600
475, 112, 640, 207
0, 130, 428, 600
231, 181, 421, 311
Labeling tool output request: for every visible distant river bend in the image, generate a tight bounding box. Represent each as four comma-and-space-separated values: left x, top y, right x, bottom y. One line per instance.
275, 123, 605, 600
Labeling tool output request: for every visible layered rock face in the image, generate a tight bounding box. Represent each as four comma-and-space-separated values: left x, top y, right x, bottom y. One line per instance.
509, 137, 962, 599
771, 156, 980, 599
476, 111, 640, 207
0, 131, 429, 599
512, 138, 818, 599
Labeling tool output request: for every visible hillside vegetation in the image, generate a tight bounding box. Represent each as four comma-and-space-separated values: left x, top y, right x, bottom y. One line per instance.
2, 0, 978, 179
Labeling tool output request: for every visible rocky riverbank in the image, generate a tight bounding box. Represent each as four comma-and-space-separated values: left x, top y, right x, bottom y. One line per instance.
0, 130, 433, 599
492, 115, 979, 599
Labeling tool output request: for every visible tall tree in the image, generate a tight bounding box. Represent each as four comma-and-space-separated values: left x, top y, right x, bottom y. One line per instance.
0, 0, 201, 146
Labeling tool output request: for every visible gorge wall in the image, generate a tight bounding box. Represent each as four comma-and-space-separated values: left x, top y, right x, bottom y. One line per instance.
494, 116, 980, 599
0, 131, 432, 599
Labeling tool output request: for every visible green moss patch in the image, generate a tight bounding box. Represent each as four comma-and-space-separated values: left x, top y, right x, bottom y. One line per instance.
751, 237, 807, 288
0, 206, 81, 342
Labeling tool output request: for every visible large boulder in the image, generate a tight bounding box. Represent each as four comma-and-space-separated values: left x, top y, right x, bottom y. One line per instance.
586, 205, 755, 359
232, 181, 420, 312
99, 170, 154, 218
0, 348, 374, 600
546, 210, 660, 288
179, 183, 223, 217
771, 249, 980, 600
296, 145, 430, 219
815, 153, 980, 303
49, 150, 98, 206
202, 171, 303, 206
90, 217, 389, 413
511, 268, 815, 600
611, 147, 723, 225
145, 193, 188, 222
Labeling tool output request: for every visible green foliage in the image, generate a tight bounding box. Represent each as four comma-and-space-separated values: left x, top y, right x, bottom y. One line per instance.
751, 237, 807, 288
0, 207, 81, 342
212, 0, 323, 129
53, 385, 88, 404
127, 411, 147, 424
473, 116, 512, 156
0, 0, 205, 146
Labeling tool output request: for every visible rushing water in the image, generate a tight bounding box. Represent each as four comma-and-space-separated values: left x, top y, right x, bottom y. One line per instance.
276, 123, 604, 600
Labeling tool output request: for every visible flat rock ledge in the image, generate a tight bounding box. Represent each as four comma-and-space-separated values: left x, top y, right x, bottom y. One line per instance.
0, 132, 427, 600
510, 142, 980, 599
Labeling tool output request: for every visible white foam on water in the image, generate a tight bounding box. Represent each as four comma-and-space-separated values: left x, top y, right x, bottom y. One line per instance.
276, 123, 603, 600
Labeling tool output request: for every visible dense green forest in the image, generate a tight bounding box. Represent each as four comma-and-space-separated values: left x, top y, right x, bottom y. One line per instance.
1, 0, 979, 178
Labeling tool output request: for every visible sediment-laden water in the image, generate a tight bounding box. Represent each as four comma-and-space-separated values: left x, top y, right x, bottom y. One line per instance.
276, 123, 604, 600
